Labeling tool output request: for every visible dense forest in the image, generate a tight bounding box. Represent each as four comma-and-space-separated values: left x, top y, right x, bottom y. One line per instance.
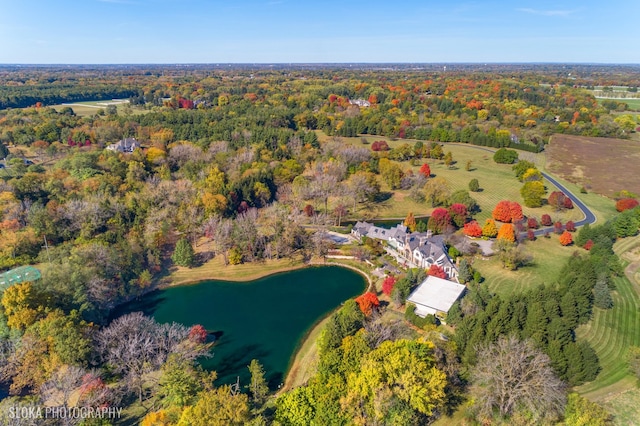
0, 64, 638, 424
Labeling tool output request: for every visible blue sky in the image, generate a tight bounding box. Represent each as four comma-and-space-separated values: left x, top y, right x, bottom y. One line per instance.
0, 0, 638, 63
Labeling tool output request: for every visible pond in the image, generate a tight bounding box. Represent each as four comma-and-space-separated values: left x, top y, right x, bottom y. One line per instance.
113, 266, 366, 389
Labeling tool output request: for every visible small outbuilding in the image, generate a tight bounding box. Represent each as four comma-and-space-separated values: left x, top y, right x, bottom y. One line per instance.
406, 275, 466, 318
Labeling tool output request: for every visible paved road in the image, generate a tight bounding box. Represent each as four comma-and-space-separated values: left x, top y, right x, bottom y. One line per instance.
447, 143, 598, 236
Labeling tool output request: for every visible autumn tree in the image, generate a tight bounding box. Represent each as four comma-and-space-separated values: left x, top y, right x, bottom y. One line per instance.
492, 200, 512, 222
378, 158, 404, 190
418, 163, 431, 177
471, 336, 566, 423
427, 208, 452, 234
527, 217, 539, 229
423, 176, 450, 207
355, 292, 380, 316
559, 231, 573, 246
482, 219, 498, 238
382, 275, 397, 296
527, 229, 536, 241
428, 264, 447, 279
497, 223, 515, 243
178, 386, 250, 426
566, 220, 576, 232
509, 202, 524, 222
564, 393, 612, 426
463, 220, 483, 237
404, 212, 417, 232
616, 198, 639, 212
554, 221, 564, 234
549, 191, 573, 211
541, 214, 553, 226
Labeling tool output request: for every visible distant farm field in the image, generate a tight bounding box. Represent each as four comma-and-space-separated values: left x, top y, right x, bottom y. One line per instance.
596, 98, 640, 111
51, 99, 148, 117
546, 134, 640, 197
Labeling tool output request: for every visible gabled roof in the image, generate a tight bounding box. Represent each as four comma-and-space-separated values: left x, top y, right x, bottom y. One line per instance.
407, 275, 466, 314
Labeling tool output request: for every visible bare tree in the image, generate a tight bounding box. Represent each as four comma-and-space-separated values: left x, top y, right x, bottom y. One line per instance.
97, 312, 208, 404
471, 335, 566, 423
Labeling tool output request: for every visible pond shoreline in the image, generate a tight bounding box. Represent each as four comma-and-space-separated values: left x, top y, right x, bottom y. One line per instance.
164, 257, 375, 392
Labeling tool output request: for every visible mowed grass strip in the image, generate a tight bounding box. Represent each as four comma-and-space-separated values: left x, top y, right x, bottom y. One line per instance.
576, 235, 640, 397
473, 236, 575, 298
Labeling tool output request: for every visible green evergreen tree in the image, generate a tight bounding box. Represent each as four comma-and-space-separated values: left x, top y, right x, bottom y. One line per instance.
560, 291, 578, 329
172, 237, 195, 267
468, 178, 480, 192
458, 259, 471, 284
593, 275, 613, 309
0, 141, 8, 160
247, 359, 269, 404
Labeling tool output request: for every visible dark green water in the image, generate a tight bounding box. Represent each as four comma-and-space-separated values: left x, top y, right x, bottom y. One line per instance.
114, 266, 365, 388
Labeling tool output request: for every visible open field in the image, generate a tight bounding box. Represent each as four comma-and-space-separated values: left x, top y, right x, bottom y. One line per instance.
596, 97, 640, 111
321, 133, 603, 224
575, 236, 640, 404
51, 99, 149, 117
546, 134, 640, 197
473, 236, 577, 298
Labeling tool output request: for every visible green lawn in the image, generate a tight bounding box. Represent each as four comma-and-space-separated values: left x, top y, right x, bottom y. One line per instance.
51, 99, 149, 117
596, 98, 640, 111
575, 236, 640, 398
319, 133, 616, 225
473, 236, 576, 298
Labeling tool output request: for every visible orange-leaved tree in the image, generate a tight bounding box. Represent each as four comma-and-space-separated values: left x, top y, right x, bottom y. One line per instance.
463, 220, 483, 237
497, 223, 515, 242
355, 292, 380, 316
492, 200, 512, 222
559, 231, 573, 246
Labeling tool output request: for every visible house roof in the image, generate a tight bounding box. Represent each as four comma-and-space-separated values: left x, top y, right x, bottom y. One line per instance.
406, 275, 466, 314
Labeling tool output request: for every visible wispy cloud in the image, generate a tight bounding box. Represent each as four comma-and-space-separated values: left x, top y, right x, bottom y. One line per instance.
517, 8, 575, 17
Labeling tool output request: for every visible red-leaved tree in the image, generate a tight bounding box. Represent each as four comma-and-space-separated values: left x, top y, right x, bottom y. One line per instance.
188, 324, 208, 344
463, 220, 483, 237
492, 200, 512, 222
527, 229, 536, 241
509, 202, 524, 222
584, 239, 594, 250
559, 231, 573, 246
527, 217, 539, 229
371, 141, 390, 152
449, 203, 468, 228
554, 221, 563, 234
616, 198, 639, 212
355, 292, 380, 316
565, 220, 576, 232
427, 208, 452, 234
541, 214, 553, 226
382, 276, 397, 296
419, 163, 431, 177
428, 264, 447, 279
303, 204, 315, 217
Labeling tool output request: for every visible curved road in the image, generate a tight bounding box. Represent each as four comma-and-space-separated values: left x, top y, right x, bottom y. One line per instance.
447, 143, 597, 236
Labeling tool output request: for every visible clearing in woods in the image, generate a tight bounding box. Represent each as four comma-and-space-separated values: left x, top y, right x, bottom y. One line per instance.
546, 134, 640, 197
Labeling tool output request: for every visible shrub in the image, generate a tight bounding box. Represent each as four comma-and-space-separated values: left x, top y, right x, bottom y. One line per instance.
371, 140, 390, 151
616, 198, 639, 212
428, 264, 447, 279
584, 239, 594, 250
468, 178, 480, 192
527, 217, 539, 229
527, 229, 536, 241
405, 303, 439, 328
541, 214, 552, 226
493, 148, 519, 164
565, 220, 576, 232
